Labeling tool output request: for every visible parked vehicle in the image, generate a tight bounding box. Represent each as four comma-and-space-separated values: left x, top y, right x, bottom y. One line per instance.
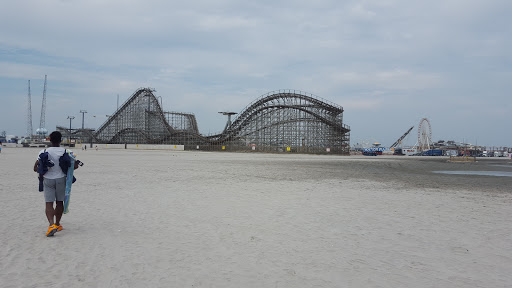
422, 149, 443, 156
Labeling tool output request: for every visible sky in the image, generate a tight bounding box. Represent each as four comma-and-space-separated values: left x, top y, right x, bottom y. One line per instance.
1, 0, 510, 147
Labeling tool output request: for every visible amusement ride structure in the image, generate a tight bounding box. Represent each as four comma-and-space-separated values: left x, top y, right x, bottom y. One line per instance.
26, 80, 33, 138
65, 88, 351, 154
415, 118, 434, 151
35, 75, 48, 139
25, 75, 48, 140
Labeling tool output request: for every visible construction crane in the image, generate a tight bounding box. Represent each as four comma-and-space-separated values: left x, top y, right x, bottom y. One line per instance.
390, 126, 414, 149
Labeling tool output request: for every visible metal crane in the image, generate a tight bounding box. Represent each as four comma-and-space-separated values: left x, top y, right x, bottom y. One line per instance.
390, 126, 414, 149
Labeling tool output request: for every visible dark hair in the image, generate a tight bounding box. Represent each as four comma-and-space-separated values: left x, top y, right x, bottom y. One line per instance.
49, 131, 62, 143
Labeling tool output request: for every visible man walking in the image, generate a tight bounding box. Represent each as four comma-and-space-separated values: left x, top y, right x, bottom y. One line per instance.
33, 131, 80, 236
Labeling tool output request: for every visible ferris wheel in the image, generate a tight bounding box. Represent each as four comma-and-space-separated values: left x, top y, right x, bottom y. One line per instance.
417, 118, 433, 151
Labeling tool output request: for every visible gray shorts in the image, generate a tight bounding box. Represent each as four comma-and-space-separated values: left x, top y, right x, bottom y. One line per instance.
43, 177, 66, 202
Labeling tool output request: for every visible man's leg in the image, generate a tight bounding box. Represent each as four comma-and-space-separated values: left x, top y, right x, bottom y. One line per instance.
45, 202, 55, 225
54, 177, 66, 231
55, 201, 64, 226
43, 178, 59, 236
45, 202, 58, 237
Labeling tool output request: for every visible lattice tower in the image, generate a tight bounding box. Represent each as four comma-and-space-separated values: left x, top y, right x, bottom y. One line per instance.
27, 80, 33, 137
39, 75, 47, 131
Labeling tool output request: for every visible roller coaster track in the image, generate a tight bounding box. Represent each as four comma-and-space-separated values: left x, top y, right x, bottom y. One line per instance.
95, 88, 174, 138
90, 88, 350, 152
207, 90, 350, 143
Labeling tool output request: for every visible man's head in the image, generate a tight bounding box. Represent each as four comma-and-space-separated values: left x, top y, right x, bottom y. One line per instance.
49, 131, 62, 145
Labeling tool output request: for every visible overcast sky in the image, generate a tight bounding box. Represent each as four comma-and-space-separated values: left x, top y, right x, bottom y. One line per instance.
1, 0, 510, 147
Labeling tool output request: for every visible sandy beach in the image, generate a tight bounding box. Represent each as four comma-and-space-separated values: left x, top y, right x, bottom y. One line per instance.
0, 148, 511, 288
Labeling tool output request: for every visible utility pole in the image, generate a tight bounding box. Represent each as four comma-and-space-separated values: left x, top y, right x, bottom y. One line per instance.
67, 116, 75, 142
80, 110, 87, 129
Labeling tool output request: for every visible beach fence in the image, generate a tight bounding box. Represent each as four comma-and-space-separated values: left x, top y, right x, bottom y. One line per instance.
80, 143, 184, 151
1, 143, 23, 148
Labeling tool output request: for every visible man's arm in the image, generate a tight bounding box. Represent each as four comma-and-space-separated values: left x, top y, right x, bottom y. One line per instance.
34, 160, 39, 172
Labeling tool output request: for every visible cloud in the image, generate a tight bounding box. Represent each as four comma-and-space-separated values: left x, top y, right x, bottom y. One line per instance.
350, 3, 376, 20
0, 0, 511, 146
196, 15, 259, 31
329, 69, 441, 91
343, 98, 384, 110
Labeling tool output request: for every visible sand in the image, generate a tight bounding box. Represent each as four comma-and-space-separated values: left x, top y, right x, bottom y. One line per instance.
0, 148, 511, 288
